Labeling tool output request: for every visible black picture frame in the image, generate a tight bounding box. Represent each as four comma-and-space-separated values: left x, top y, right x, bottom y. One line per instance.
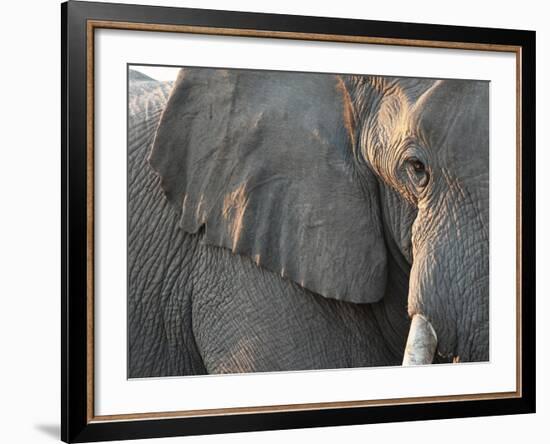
61, 1, 536, 442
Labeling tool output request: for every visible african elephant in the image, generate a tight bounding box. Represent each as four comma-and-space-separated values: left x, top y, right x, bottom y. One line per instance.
128, 67, 488, 378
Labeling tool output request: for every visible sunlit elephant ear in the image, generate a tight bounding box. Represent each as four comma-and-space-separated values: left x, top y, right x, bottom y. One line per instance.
149, 68, 387, 304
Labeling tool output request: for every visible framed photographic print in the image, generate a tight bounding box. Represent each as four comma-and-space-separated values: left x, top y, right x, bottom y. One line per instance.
61, 1, 536, 442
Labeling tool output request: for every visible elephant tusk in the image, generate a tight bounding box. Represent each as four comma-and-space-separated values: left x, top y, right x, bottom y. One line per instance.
402, 314, 438, 366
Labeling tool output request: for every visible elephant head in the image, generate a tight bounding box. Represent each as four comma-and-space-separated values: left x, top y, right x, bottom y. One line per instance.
149, 68, 489, 365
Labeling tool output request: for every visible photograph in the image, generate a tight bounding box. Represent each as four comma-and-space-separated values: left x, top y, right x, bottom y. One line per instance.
127, 64, 489, 378
58, 2, 535, 440
0, 0, 543, 442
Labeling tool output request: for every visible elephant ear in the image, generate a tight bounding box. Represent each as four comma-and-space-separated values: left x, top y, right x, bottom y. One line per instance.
149, 68, 387, 304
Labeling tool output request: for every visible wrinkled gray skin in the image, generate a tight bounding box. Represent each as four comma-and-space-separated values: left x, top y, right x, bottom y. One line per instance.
128, 68, 488, 377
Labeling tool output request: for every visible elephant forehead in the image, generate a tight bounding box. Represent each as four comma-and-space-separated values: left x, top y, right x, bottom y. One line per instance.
412, 80, 489, 176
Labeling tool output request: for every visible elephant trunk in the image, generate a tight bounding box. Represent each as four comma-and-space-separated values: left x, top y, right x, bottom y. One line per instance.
402, 314, 438, 366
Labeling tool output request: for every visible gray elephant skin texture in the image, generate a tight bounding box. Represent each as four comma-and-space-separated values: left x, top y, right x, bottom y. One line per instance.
127, 66, 489, 378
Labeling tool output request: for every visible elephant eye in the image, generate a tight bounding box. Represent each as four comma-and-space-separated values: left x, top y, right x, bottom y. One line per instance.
406, 157, 429, 188
411, 159, 425, 172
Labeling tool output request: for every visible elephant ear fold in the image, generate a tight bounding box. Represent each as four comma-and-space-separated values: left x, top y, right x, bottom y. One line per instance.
149, 68, 387, 304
